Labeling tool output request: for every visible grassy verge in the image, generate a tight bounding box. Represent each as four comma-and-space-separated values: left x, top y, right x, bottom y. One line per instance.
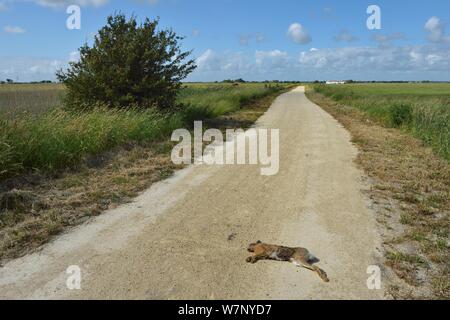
306, 88, 449, 299
0, 83, 287, 180
0, 108, 174, 177
313, 83, 450, 161
0, 83, 293, 263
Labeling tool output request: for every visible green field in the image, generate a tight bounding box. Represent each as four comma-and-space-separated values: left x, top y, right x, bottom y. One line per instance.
313, 83, 450, 161
0, 83, 289, 179
328, 83, 450, 96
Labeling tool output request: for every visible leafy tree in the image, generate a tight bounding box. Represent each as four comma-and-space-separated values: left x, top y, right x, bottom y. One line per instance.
57, 14, 196, 111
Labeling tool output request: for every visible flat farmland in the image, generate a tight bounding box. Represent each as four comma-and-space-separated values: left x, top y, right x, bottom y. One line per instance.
313, 83, 450, 160
0, 83, 65, 117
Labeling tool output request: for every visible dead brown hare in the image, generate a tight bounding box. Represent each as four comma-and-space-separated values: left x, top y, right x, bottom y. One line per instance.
246, 241, 330, 283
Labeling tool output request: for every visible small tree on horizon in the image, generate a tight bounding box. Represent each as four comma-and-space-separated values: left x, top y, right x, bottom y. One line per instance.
57, 14, 196, 111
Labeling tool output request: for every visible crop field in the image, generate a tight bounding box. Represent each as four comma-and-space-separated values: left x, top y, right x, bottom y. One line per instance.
313, 83, 450, 161
0, 82, 289, 180
0, 83, 65, 117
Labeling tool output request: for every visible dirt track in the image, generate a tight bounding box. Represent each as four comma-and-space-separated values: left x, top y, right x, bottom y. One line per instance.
0, 87, 385, 299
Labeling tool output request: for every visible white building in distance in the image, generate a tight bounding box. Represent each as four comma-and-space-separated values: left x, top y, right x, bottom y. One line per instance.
326, 80, 346, 85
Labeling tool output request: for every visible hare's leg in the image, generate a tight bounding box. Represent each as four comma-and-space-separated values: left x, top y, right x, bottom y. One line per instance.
306, 264, 329, 283
246, 253, 268, 264
292, 258, 330, 283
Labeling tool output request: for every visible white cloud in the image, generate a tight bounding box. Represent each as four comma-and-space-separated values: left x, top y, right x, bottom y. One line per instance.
0, 57, 63, 81
4, 47, 447, 83
426, 54, 442, 65
133, 0, 159, 6
1, 0, 158, 11
32, 0, 159, 8
371, 32, 405, 46
0, 51, 80, 81
425, 16, 450, 43
196, 49, 292, 76
334, 30, 358, 43
287, 23, 311, 44
143, 0, 159, 4
298, 45, 450, 72
36, 0, 109, 7
409, 51, 422, 63
69, 51, 80, 62
4, 25, 25, 33
1, 0, 109, 9
255, 32, 265, 43
196, 49, 216, 71
189, 44, 450, 82
29, 59, 61, 74
239, 32, 265, 46
239, 34, 251, 46
255, 50, 289, 68
196, 49, 249, 74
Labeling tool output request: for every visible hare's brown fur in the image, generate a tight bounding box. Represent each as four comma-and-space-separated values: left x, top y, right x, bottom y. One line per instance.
246, 241, 329, 282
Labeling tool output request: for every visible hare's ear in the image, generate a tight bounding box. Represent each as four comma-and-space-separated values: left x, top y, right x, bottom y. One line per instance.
256, 240, 262, 244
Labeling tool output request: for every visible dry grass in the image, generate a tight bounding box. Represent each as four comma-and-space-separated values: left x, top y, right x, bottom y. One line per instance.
306, 89, 449, 299
0, 87, 289, 263
0, 83, 65, 117
0, 141, 178, 261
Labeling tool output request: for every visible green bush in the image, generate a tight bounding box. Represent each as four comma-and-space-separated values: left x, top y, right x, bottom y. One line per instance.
389, 104, 413, 127
413, 104, 450, 160
180, 104, 216, 124
331, 93, 346, 101
57, 14, 196, 111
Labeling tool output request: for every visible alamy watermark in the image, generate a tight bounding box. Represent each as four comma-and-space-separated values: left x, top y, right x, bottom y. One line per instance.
66, 265, 82, 290
66, 5, 81, 30
367, 265, 382, 290
171, 121, 280, 176
367, 5, 382, 30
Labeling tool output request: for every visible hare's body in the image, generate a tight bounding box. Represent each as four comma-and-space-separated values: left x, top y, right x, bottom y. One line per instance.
246, 241, 329, 282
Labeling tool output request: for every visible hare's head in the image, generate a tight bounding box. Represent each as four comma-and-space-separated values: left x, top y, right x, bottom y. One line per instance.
247, 240, 262, 252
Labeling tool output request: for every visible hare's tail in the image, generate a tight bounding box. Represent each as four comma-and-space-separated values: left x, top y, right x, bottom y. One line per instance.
307, 253, 317, 262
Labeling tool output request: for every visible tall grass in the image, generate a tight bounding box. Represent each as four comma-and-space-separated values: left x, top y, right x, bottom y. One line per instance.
0, 108, 178, 175
0, 83, 288, 179
179, 83, 281, 113
313, 83, 450, 161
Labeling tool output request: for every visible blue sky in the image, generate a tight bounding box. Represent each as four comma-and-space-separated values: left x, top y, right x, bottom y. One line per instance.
1, 0, 449, 81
